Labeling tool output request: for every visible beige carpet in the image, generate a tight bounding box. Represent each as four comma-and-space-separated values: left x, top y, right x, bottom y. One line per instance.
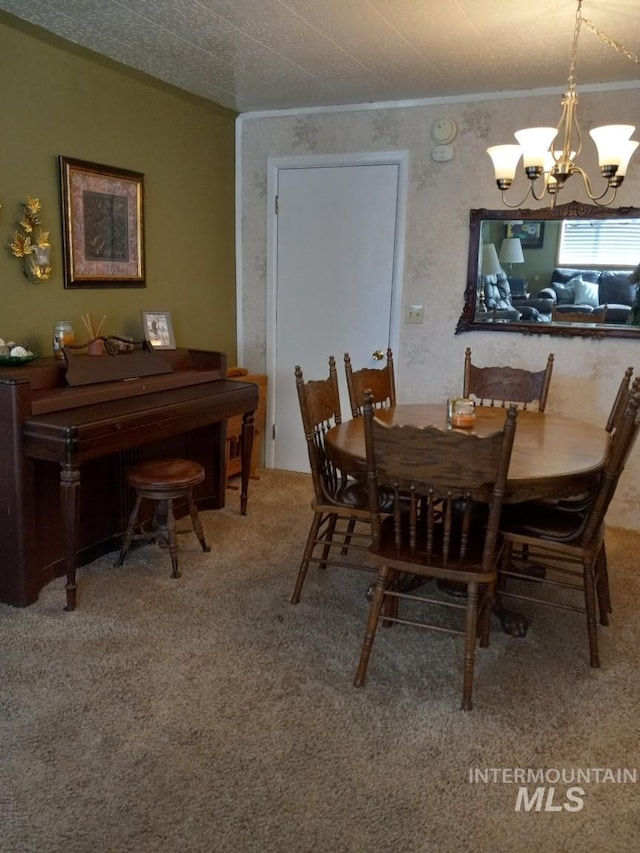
1, 469, 639, 853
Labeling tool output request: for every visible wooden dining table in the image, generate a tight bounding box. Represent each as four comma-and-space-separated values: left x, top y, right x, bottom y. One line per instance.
325, 403, 610, 636
326, 403, 609, 504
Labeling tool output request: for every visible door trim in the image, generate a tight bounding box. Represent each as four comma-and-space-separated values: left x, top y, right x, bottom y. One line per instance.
265, 150, 409, 468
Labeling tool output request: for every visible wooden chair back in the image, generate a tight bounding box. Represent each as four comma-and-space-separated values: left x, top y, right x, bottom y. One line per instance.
606, 367, 637, 433
295, 357, 348, 505
344, 348, 396, 417
552, 308, 603, 323
463, 347, 554, 411
363, 393, 518, 573
581, 390, 640, 545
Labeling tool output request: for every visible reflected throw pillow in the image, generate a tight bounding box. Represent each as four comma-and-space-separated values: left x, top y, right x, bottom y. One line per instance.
552, 281, 576, 304
571, 275, 600, 308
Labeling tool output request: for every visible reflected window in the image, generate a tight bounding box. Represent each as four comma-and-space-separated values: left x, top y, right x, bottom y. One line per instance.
559, 219, 640, 266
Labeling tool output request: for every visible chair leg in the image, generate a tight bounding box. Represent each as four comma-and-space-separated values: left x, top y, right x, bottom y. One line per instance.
187, 495, 211, 553
478, 581, 494, 648
341, 518, 356, 555
354, 565, 391, 688
594, 547, 610, 627
583, 556, 600, 668
319, 513, 338, 568
114, 495, 143, 567
291, 510, 323, 604
599, 542, 613, 615
461, 582, 479, 711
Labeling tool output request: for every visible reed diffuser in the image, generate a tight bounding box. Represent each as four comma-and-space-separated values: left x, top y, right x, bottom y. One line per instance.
81, 313, 106, 356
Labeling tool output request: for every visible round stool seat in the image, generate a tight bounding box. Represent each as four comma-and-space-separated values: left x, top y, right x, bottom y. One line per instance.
127, 458, 205, 492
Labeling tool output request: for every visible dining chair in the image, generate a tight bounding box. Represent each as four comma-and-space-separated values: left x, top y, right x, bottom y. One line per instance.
463, 347, 554, 411
290, 358, 373, 605
344, 348, 396, 417
526, 369, 638, 617
353, 391, 519, 710
496, 389, 640, 667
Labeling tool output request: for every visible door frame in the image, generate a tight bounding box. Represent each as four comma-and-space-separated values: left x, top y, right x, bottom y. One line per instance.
264, 150, 409, 468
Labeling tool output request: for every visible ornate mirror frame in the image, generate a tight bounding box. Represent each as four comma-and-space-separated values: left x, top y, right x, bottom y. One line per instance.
456, 201, 640, 339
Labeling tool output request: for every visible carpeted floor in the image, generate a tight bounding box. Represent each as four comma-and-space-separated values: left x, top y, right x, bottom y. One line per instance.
1, 469, 639, 852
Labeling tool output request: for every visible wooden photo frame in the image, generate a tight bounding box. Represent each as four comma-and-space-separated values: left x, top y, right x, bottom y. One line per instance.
141, 310, 176, 350
59, 156, 145, 288
505, 220, 545, 249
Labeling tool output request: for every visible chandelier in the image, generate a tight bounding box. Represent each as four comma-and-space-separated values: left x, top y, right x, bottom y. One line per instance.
487, 0, 639, 209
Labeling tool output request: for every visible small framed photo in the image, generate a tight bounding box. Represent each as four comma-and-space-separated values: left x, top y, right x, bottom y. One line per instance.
141, 310, 176, 350
59, 156, 145, 288
505, 220, 545, 249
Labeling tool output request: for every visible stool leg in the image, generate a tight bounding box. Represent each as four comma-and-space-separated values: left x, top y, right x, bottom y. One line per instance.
152, 501, 170, 549
166, 500, 180, 579
188, 494, 211, 553
115, 495, 143, 567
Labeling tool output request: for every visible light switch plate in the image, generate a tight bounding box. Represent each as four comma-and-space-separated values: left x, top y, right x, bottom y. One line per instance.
406, 304, 424, 324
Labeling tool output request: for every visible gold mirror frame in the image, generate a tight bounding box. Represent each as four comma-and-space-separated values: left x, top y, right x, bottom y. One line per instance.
456, 201, 640, 339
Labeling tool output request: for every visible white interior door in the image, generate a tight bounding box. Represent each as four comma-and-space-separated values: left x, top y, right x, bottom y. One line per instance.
267, 154, 406, 473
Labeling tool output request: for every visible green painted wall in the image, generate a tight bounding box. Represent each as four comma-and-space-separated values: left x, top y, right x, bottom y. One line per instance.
0, 14, 237, 360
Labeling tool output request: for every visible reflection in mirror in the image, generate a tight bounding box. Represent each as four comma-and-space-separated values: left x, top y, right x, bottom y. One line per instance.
456, 201, 640, 339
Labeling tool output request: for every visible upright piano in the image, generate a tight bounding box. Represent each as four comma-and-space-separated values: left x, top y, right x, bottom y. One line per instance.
0, 348, 257, 610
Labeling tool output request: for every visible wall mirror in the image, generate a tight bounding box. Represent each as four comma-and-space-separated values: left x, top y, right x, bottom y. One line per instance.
456, 201, 640, 339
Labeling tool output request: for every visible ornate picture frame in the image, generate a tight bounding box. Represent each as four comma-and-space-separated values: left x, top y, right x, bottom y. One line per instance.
141, 310, 176, 350
505, 220, 545, 249
59, 156, 145, 288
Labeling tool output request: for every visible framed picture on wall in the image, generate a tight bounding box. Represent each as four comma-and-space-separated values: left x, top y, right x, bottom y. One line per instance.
141, 310, 176, 349
59, 156, 145, 288
505, 220, 545, 249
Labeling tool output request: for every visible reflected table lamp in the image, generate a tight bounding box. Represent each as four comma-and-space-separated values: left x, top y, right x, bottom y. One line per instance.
499, 237, 525, 280
479, 242, 501, 312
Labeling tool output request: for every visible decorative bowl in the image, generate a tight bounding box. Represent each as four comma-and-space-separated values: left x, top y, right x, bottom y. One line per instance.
0, 351, 40, 366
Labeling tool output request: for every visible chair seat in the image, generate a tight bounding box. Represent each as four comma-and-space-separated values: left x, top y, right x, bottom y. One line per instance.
501, 501, 590, 544
329, 479, 396, 512
127, 458, 205, 492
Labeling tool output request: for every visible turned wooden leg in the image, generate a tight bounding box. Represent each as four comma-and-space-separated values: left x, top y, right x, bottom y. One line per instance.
60, 464, 81, 612
239, 413, 255, 516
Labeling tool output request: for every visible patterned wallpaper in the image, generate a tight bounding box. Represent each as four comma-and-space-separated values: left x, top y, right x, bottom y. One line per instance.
238, 88, 640, 529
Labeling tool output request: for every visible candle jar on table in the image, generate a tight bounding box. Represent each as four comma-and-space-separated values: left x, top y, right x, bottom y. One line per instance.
451, 398, 475, 428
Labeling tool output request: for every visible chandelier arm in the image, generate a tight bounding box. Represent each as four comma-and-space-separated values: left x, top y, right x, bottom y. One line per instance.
571, 164, 618, 203
529, 181, 549, 202
499, 184, 535, 209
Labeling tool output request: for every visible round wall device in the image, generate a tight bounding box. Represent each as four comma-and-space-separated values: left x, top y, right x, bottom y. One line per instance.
430, 118, 457, 145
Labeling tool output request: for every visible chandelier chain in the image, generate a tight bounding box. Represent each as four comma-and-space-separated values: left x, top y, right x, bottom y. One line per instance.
582, 17, 640, 65
567, 0, 583, 92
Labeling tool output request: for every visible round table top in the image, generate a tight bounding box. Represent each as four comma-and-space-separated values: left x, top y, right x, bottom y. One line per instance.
326, 403, 609, 503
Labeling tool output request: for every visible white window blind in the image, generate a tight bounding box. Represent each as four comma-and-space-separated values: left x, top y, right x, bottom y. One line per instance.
558, 219, 640, 266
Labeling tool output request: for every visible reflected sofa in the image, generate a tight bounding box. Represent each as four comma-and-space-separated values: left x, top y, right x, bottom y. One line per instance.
540, 268, 636, 324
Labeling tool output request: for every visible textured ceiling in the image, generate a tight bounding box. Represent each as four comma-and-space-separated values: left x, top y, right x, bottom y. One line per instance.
1, 0, 640, 112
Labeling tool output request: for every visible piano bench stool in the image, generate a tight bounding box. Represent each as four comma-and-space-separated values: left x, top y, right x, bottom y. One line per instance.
115, 458, 211, 578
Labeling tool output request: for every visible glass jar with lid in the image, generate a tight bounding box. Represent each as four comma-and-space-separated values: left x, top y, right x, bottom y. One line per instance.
451, 398, 476, 428
53, 320, 74, 359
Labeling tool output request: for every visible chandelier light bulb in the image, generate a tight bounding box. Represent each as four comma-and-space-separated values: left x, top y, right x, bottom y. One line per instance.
487, 145, 522, 187
514, 128, 558, 173
589, 125, 637, 170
